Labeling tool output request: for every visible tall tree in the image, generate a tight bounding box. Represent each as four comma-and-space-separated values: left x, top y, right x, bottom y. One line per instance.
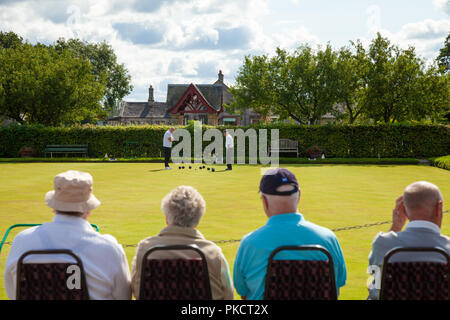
229, 44, 340, 124
54, 38, 133, 113
0, 31, 24, 49
334, 41, 369, 124
419, 66, 450, 123
437, 32, 450, 73
227, 54, 274, 119
0, 44, 105, 126
363, 33, 426, 123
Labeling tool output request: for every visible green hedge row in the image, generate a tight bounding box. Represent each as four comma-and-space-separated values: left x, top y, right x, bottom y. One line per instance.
0, 125, 167, 158
0, 123, 448, 158
0, 157, 421, 165
430, 155, 450, 170
243, 123, 449, 158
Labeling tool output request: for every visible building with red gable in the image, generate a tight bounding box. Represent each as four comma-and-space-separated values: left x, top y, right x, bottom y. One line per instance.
107, 71, 261, 126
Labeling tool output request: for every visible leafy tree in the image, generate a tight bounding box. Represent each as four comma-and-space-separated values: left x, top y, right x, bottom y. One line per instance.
437, 32, 450, 73
434, 32, 450, 123
362, 33, 427, 123
229, 44, 340, 124
227, 54, 274, 119
334, 41, 369, 124
0, 44, 105, 126
230, 33, 448, 125
54, 38, 133, 113
0, 31, 24, 49
274, 45, 340, 124
419, 66, 450, 123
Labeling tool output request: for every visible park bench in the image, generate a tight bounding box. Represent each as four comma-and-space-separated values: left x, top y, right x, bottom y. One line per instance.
44, 144, 88, 158
269, 138, 299, 158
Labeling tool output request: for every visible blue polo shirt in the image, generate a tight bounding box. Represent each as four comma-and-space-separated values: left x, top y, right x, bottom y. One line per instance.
233, 213, 347, 300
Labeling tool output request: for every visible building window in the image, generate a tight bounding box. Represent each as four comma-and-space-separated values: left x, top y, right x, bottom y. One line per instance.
198, 114, 208, 124
223, 117, 237, 125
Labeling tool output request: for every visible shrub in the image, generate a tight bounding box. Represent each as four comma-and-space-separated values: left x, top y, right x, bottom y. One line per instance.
430, 155, 450, 170
0, 123, 448, 159
306, 146, 323, 159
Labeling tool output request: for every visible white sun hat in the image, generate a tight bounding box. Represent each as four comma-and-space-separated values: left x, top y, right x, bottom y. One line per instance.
45, 170, 101, 213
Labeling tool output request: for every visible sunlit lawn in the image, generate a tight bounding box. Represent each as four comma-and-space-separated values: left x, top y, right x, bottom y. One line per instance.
0, 163, 448, 300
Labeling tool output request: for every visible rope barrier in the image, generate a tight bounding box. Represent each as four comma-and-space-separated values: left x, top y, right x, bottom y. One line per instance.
1, 220, 393, 249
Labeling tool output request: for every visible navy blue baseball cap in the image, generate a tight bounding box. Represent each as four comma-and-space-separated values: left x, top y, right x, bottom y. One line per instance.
259, 168, 299, 196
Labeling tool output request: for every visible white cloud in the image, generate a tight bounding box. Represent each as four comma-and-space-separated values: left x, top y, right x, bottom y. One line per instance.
357, 18, 448, 63
0, 0, 447, 102
366, 5, 382, 38
433, 0, 450, 15
401, 19, 450, 40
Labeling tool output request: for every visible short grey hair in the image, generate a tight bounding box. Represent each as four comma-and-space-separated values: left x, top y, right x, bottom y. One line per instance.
403, 181, 443, 214
161, 186, 206, 227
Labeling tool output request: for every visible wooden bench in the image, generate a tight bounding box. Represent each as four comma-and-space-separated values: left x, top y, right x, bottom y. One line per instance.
44, 144, 88, 158
269, 139, 298, 158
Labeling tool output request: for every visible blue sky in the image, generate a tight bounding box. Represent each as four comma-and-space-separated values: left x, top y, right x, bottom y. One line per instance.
0, 0, 449, 102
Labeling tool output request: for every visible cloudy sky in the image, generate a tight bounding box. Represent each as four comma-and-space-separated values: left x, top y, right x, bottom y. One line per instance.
0, 0, 449, 102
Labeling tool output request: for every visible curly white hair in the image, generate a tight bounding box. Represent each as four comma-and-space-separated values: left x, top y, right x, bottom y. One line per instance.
161, 185, 206, 227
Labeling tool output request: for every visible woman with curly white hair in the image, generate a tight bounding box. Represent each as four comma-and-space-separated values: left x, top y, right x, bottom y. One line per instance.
131, 186, 234, 300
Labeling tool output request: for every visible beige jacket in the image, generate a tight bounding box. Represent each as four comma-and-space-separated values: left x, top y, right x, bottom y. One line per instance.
131, 226, 234, 300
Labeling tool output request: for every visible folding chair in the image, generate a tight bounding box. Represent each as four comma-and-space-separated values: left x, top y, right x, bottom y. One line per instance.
16, 249, 89, 300
264, 245, 337, 300
0, 223, 99, 255
379, 247, 450, 300
138, 244, 212, 300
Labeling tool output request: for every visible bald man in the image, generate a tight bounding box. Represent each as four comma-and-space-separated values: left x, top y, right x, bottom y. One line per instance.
367, 181, 449, 300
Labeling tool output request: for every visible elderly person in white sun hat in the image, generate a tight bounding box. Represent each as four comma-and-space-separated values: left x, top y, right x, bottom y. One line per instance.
4, 170, 131, 300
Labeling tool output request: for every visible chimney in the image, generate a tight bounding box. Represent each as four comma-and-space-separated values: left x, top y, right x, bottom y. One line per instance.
148, 85, 154, 103
218, 70, 224, 83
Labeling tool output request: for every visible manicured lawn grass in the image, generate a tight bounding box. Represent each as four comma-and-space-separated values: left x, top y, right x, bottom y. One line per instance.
0, 163, 449, 300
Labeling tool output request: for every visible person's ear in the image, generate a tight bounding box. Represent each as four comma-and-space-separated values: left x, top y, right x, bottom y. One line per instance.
261, 194, 269, 211
435, 200, 443, 226
83, 211, 91, 220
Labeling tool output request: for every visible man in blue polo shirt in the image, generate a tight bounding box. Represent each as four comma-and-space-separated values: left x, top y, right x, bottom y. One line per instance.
233, 168, 347, 300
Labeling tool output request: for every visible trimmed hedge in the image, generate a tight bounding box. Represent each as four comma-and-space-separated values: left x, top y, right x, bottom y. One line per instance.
239, 123, 449, 158
430, 155, 450, 170
0, 157, 421, 165
0, 123, 448, 158
0, 124, 167, 158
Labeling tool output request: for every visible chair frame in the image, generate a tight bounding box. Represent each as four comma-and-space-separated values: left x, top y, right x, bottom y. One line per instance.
16, 249, 89, 300
264, 245, 337, 300
379, 246, 450, 300
138, 244, 212, 300
0, 223, 99, 255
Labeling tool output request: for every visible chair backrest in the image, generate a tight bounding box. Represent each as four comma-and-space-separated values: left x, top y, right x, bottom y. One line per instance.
379, 247, 450, 300
139, 244, 212, 300
264, 245, 337, 300
16, 250, 89, 300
